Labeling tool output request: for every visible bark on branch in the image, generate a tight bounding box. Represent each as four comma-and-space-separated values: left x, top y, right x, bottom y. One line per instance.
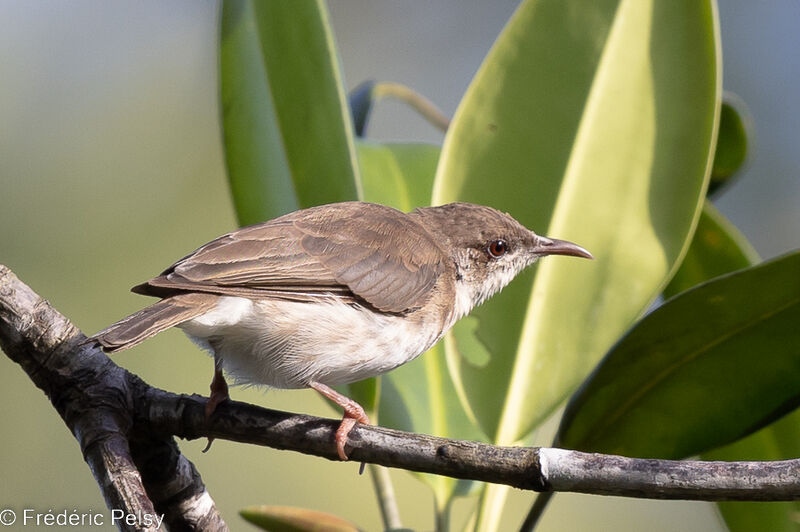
0, 265, 227, 532
0, 264, 797, 530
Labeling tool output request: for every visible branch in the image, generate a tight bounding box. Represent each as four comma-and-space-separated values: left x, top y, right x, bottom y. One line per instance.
0, 263, 798, 532
142, 391, 800, 501
0, 265, 227, 532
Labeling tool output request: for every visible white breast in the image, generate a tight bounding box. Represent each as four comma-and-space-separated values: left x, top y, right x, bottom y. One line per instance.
178, 296, 444, 389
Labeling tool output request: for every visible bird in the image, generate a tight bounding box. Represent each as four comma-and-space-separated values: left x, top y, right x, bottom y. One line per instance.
90, 201, 592, 460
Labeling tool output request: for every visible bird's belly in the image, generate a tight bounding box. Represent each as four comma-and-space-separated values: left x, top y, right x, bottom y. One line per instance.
178, 296, 444, 389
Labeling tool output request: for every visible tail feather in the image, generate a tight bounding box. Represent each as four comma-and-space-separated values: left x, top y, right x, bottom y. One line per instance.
91, 293, 218, 353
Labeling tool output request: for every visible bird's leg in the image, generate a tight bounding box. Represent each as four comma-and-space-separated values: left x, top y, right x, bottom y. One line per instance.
205, 363, 229, 420
202, 355, 229, 453
308, 381, 371, 461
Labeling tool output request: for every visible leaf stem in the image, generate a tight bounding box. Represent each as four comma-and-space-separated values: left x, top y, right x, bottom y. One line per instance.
373, 81, 450, 133
369, 464, 403, 530
518, 492, 554, 532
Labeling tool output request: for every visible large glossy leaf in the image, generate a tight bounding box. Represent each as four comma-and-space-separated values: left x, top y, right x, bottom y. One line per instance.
554, 192, 800, 532
661, 203, 798, 532
355, 140, 482, 507
704, 409, 800, 532
220, 0, 360, 226
557, 251, 800, 458
434, 0, 720, 450
526, 202, 773, 529
664, 201, 759, 298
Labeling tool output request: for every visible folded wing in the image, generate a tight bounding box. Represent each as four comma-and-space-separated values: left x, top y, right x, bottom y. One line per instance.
136, 202, 447, 313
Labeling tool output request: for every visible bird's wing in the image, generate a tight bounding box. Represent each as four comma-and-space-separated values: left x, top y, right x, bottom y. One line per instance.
136, 202, 447, 313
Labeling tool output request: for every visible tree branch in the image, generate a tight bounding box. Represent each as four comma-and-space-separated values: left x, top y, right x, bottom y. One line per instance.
0, 263, 797, 530
0, 265, 227, 532
142, 390, 800, 501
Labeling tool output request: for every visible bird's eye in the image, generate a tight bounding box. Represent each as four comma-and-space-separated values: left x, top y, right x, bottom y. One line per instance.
488, 239, 509, 258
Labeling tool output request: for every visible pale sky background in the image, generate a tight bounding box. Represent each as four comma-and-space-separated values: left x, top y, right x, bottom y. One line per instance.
0, 2, 797, 531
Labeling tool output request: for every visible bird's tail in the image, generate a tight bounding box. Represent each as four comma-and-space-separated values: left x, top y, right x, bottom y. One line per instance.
90, 293, 218, 353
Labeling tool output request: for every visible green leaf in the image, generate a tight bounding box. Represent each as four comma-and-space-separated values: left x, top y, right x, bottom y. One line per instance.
220, 0, 360, 226
437, 4, 720, 525
709, 96, 750, 197
381, 344, 483, 506
356, 141, 440, 209
434, 0, 720, 449
557, 251, 800, 458
660, 205, 798, 532
240, 505, 361, 532
355, 140, 482, 507
703, 409, 800, 532
525, 203, 761, 532
664, 201, 759, 298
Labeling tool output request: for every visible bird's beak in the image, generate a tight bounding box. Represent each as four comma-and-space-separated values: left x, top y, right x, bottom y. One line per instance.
534, 236, 594, 260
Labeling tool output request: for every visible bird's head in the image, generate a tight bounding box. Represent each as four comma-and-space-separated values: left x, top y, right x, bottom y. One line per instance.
412, 202, 592, 319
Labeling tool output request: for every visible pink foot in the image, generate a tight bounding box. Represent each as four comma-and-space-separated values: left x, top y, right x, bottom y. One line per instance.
309, 381, 371, 460
202, 365, 229, 453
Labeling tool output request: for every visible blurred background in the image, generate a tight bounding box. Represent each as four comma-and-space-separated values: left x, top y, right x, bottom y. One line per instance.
0, 1, 797, 530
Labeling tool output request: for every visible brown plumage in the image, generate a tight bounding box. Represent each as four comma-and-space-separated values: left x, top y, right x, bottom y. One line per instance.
96, 293, 218, 352
90, 201, 592, 460
94, 202, 448, 353
135, 202, 444, 311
